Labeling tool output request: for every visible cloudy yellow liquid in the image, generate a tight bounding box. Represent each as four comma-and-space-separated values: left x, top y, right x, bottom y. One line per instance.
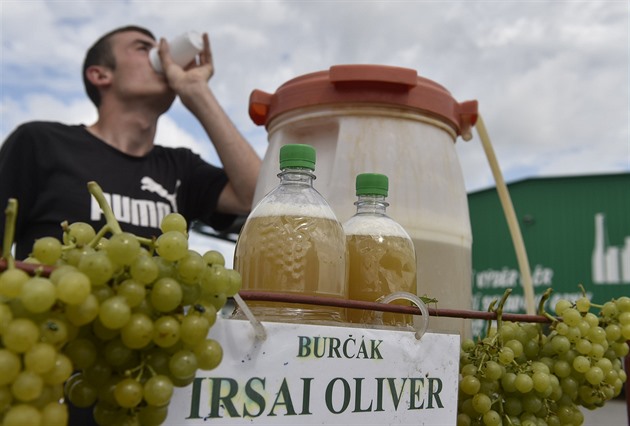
234, 213, 347, 322
346, 233, 417, 326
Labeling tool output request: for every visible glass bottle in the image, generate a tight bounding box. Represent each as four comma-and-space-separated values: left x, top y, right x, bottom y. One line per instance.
343, 173, 417, 326
233, 144, 347, 323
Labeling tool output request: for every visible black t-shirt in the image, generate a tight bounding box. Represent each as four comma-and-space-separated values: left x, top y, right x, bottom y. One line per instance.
0, 121, 234, 259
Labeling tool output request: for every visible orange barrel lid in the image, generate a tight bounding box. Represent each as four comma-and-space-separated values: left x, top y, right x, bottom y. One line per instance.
249, 64, 478, 140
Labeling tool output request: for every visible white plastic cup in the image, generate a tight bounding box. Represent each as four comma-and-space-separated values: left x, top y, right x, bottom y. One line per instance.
149, 31, 204, 73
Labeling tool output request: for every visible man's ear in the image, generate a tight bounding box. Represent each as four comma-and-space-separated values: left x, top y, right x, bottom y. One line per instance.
85, 65, 112, 87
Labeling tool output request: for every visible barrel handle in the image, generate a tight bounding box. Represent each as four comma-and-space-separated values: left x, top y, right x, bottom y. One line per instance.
329, 64, 418, 89
249, 89, 273, 126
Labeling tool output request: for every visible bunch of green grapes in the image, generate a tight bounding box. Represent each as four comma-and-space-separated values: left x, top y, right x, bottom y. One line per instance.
0, 187, 240, 425
457, 291, 629, 426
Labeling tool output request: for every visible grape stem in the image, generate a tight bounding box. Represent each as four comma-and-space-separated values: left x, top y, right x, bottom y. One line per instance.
495, 288, 512, 341
485, 299, 497, 337
1, 199, 18, 269
537, 288, 553, 317
88, 181, 123, 235
537, 288, 555, 344
86, 181, 154, 248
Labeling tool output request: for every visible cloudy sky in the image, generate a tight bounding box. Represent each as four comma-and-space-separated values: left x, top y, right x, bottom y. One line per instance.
1, 0, 628, 259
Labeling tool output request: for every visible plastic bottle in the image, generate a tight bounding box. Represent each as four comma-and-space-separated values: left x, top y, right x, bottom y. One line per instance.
343, 173, 417, 326
233, 144, 347, 323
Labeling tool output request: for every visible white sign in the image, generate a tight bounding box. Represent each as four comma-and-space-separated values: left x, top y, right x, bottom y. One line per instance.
166, 318, 460, 426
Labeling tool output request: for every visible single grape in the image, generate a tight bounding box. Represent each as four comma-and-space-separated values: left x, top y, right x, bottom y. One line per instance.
550, 335, 570, 354
471, 392, 491, 414
456, 413, 471, 426
143, 374, 174, 406
160, 212, 188, 234
555, 299, 572, 316
63, 338, 98, 370
137, 404, 169, 426
2, 404, 42, 426
572, 355, 591, 373
99, 296, 131, 329
63, 221, 96, 246
561, 308, 581, 327
553, 359, 572, 378
120, 313, 154, 349
532, 371, 551, 393
460, 375, 481, 395
585, 366, 604, 385
106, 232, 141, 266
575, 296, 590, 313
482, 409, 501, 426
204, 265, 231, 295
180, 314, 210, 347
168, 349, 198, 380
181, 281, 202, 306
150, 277, 183, 312
65, 293, 100, 326
498, 346, 515, 365
78, 251, 114, 286
117, 278, 146, 308
202, 250, 225, 267
56, 270, 91, 305
11, 370, 44, 401
0, 349, 21, 386
587, 326, 607, 344
177, 250, 206, 284
39, 317, 69, 349
224, 268, 242, 297
66, 376, 98, 408
114, 377, 143, 408
152, 315, 181, 348
83, 358, 113, 387
193, 302, 218, 327
521, 393, 542, 414
32, 236, 63, 265
103, 338, 134, 367
129, 254, 159, 285
193, 339, 223, 371
601, 301, 618, 319
575, 338, 592, 355
514, 373, 534, 393
605, 323, 622, 341
3, 318, 40, 353
0, 268, 30, 298
20, 276, 57, 313
483, 360, 503, 381
0, 302, 13, 334
41, 401, 68, 425
24, 342, 57, 374
41, 353, 73, 385
156, 231, 188, 262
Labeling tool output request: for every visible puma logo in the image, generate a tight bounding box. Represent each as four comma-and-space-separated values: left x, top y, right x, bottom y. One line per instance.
140, 177, 180, 212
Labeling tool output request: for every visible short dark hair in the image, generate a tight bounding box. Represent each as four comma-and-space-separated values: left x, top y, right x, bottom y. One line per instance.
82, 25, 155, 107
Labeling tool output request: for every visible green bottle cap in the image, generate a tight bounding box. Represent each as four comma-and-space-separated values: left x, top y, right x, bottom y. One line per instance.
356, 173, 388, 196
279, 144, 316, 170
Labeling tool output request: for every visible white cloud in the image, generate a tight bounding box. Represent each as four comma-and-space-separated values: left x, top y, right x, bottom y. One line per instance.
1, 0, 628, 196
1, 94, 97, 135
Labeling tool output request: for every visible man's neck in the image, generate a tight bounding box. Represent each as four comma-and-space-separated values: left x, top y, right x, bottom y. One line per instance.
87, 102, 160, 157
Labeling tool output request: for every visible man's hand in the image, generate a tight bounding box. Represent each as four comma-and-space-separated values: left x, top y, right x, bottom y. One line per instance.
157, 33, 214, 103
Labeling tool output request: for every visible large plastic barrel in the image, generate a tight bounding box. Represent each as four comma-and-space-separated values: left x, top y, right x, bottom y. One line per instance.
249, 64, 478, 337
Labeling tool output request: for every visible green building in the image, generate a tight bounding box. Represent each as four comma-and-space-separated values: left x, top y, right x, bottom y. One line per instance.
467, 173, 630, 335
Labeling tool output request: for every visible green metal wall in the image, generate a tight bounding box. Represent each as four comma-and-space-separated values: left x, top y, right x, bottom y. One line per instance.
468, 173, 630, 334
